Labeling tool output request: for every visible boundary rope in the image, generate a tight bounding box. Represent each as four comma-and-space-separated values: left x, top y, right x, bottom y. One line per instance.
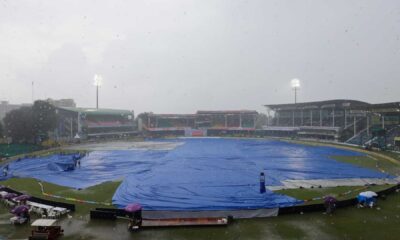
38, 182, 112, 206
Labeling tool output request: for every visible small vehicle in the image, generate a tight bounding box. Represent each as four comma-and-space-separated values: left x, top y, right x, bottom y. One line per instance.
29, 219, 64, 240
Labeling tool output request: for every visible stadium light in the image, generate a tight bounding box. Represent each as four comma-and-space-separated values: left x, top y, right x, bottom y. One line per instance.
94, 74, 103, 109
291, 78, 300, 104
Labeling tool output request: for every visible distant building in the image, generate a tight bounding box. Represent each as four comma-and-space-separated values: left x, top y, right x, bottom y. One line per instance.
55, 107, 135, 140
0, 101, 31, 120
140, 110, 258, 137
46, 98, 76, 108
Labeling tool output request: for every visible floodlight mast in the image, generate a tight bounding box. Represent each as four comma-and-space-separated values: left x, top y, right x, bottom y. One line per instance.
94, 74, 103, 109
291, 79, 300, 104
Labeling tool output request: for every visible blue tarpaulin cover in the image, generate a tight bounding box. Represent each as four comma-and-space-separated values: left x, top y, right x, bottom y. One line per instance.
3, 138, 392, 210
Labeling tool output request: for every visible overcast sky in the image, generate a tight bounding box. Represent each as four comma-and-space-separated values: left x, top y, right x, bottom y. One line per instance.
1, 0, 399, 114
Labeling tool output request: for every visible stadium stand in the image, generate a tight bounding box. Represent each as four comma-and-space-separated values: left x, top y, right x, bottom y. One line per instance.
345, 128, 371, 145
55, 107, 136, 140
265, 100, 400, 146
140, 110, 258, 137
386, 125, 400, 148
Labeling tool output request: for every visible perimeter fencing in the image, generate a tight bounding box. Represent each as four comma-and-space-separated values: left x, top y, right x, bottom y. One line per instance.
0, 144, 42, 158
0, 186, 75, 211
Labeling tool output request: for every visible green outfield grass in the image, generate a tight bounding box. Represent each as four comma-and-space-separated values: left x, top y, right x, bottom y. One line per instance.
332, 155, 400, 176
0, 153, 398, 217
2, 190, 400, 240
1, 142, 400, 239
1, 148, 399, 215
276, 184, 394, 205
0, 178, 120, 215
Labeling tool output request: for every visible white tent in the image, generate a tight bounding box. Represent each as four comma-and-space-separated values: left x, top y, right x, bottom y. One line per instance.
359, 191, 378, 198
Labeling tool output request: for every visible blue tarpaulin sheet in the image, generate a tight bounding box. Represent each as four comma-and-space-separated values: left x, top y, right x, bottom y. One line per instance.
2, 138, 392, 211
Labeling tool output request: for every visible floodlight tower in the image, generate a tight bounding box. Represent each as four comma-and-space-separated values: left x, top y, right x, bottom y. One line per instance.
94, 74, 103, 109
291, 78, 300, 104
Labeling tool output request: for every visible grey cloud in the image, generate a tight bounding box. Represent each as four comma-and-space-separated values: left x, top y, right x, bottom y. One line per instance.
1, 0, 400, 114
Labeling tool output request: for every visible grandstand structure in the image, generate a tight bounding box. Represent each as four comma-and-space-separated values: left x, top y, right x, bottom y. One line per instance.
265, 99, 400, 146
140, 110, 258, 137
55, 107, 135, 140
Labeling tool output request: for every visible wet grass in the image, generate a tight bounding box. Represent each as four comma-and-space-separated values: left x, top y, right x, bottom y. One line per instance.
383, 151, 400, 161
272, 222, 307, 239
276, 185, 394, 204
273, 152, 400, 204
2, 143, 400, 239
2, 191, 400, 240
0, 178, 121, 215
332, 155, 400, 176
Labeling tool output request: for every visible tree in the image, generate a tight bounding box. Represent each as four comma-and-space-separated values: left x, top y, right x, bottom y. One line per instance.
3, 100, 57, 144
32, 100, 57, 142
0, 121, 3, 138
4, 107, 35, 143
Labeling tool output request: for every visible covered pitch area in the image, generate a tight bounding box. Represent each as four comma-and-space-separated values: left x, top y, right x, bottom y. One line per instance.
2, 138, 394, 217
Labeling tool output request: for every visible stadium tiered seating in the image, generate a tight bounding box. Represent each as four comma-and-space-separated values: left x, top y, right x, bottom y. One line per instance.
87, 120, 131, 128
297, 126, 340, 141
385, 125, 400, 147
345, 129, 372, 145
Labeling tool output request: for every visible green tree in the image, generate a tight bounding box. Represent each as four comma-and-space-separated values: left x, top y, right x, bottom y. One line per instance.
4, 107, 35, 143
32, 100, 57, 142
0, 121, 3, 138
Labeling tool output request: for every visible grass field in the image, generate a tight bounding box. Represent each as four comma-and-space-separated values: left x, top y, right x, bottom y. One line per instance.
2, 153, 397, 215
0, 178, 120, 215
276, 184, 394, 205
1, 142, 400, 239
273, 152, 400, 204
2, 188, 400, 240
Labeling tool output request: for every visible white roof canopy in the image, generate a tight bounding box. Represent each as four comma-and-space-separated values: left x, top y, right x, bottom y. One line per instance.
31, 219, 58, 227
